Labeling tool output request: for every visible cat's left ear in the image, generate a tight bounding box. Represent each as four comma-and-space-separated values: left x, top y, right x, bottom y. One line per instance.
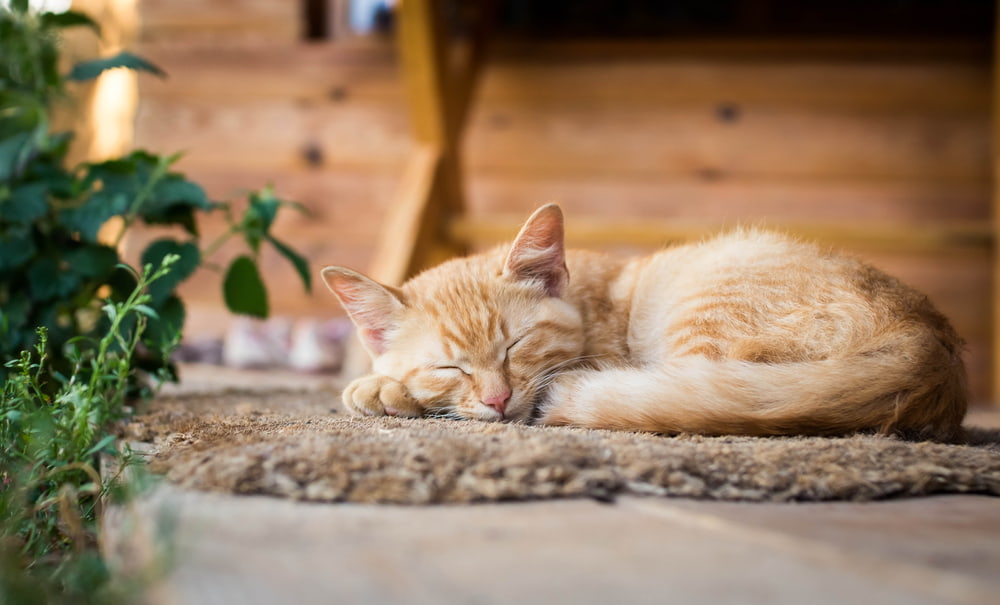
503, 203, 568, 297
321, 267, 405, 357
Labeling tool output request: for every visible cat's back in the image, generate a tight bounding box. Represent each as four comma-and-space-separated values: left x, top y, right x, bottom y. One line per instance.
629, 228, 842, 312
628, 227, 958, 364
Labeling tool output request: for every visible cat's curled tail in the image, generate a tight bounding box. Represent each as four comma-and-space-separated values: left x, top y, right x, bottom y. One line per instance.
538, 326, 968, 442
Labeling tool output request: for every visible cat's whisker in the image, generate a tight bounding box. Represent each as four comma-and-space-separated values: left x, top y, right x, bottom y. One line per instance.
423, 405, 455, 419
526, 354, 609, 393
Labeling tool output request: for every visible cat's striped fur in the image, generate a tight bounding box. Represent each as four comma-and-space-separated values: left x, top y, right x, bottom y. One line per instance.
323, 204, 967, 441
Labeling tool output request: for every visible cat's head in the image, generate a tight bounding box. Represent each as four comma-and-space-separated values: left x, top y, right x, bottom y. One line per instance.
322, 204, 584, 422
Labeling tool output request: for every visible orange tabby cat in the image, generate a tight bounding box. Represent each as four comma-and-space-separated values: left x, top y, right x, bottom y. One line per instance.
322, 204, 967, 441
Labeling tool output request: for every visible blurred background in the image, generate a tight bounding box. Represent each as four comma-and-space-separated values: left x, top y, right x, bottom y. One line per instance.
68, 0, 996, 402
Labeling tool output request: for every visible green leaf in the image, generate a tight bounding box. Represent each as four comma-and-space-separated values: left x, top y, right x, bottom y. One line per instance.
0, 91, 45, 139
0, 290, 30, 334
145, 205, 199, 236
142, 295, 185, 351
133, 304, 159, 319
248, 187, 281, 232
106, 265, 138, 303
223, 256, 268, 318
3, 182, 49, 223
140, 176, 211, 235
83, 434, 117, 458
27, 256, 80, 301
65, 244, 118, 279
10, 0, 28, 14
0, 225, 35, 271
59, 191, 129, 242
0, 133, 35, 182
66, 51, 167, 82
265, 234, 312, 294
40, 11, 101, 33
139, 239, 200, 305
148, 177, 211, 212
239, 187, 283, 253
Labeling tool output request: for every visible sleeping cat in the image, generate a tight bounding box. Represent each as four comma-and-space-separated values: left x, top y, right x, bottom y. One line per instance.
322, 204, 967, 441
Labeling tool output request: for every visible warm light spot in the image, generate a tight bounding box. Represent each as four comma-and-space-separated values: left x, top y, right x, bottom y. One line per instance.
88, 67, 137, 161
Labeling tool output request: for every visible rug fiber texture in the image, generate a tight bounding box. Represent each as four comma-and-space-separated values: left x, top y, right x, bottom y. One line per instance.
131, 388, 1000, 504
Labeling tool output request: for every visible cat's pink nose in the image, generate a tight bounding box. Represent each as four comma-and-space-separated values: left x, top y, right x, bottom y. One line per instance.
482, 390, 511, 417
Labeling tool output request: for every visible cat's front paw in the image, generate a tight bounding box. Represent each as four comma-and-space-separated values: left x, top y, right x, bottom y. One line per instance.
342, 374, 421, 418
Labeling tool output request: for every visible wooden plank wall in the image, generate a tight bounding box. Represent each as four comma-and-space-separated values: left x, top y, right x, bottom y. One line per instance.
462, 40, 993, 402
131, 2, 410, 329
131, 7, 993, 401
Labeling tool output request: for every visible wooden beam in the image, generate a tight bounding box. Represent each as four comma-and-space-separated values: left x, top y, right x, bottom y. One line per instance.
449, 216, 994, 254
396, 0, 453, 148
368, 145, 442, 286
366, 0, 491, 287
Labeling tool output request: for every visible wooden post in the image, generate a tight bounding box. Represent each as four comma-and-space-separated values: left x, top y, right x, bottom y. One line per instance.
368, 0, 468, 288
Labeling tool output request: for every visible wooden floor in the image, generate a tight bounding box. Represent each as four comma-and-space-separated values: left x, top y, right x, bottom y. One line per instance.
111, 489, 999, 605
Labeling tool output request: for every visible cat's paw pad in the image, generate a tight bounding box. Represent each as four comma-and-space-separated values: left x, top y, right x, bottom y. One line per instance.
342, 375, 421, 417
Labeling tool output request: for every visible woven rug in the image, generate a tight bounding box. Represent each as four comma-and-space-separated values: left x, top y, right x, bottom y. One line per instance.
129, 387, 1000, 504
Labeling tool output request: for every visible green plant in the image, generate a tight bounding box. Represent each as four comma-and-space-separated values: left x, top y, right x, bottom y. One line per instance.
0, 2, 312, 390
1, 257, 178, 603
1, 2, 313, 601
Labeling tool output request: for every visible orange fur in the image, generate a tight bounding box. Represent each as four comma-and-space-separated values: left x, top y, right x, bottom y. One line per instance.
323, 205, 967, 441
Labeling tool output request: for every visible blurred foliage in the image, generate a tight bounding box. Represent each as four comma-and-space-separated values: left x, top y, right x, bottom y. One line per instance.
1, 2, 311, 602
0, 3, 311, 392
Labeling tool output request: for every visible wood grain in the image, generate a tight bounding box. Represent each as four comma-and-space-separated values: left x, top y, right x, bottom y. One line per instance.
129, 34, 993, 400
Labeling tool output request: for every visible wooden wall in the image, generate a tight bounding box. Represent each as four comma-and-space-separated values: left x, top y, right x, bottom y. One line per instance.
131, 5, 993, 401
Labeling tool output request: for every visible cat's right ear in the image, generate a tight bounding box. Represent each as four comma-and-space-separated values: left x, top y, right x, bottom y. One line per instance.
321, 267, 405, 356
503, 203, 568, 297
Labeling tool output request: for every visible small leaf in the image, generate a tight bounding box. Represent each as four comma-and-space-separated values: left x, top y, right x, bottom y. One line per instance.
83, 434, 117, 458
223, 256, 268, 318
266, 234, 311, 293
66, 51, 167, 82
139, 239, 200, 305
248, 187, 280, 232
238, 187, 283, 253
133, 305, 159, 319
102, 303, 118, 324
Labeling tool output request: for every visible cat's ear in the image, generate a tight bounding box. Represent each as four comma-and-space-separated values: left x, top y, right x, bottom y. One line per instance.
503, 203, 568, 297
321, 267, 405, 356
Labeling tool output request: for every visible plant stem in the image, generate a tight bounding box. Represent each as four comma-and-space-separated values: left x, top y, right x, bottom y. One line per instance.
200, 224, 240, 259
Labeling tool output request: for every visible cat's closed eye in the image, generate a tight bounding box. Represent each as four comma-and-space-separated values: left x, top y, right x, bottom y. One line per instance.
505, 338, 524, 359
434, 365, 469, 376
